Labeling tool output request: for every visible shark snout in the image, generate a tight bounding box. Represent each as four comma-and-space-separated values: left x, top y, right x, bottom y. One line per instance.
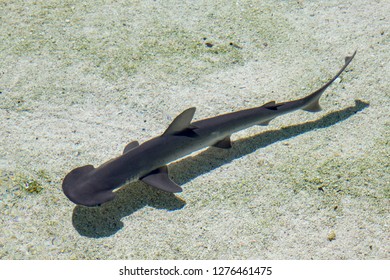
62, 165, 116, 207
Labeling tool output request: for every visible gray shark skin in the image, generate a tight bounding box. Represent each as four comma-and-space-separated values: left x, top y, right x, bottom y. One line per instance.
63, 51, 356, 207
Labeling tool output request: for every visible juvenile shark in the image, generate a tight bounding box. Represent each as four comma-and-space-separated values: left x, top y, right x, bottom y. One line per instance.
63, 51, 356, 207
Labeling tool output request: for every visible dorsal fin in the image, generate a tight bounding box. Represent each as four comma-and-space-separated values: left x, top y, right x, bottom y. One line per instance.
123, 141, 139, 154
261, 100, 284, 111
163, 107, 196, 136
262, 101, 276, 107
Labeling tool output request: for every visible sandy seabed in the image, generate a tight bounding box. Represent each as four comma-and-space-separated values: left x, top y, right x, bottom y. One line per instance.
0, 0, 389, 259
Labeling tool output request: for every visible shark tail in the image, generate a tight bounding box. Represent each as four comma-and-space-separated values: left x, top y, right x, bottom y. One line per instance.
301, 51, 356, 113
302, 95, 322, 112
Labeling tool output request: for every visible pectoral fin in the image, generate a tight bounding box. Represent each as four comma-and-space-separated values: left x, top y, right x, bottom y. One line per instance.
140, 166, 182, 193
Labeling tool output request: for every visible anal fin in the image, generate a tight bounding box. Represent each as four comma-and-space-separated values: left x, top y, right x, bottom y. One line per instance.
140, 166, 182, 193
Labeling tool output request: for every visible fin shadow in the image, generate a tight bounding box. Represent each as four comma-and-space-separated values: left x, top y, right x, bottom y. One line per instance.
71, 100, 368, 237
72, 183, 186, 238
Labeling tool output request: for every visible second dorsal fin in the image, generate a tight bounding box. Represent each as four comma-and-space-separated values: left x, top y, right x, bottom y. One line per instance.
262, 101, 276, 107
163, 107, 196, 136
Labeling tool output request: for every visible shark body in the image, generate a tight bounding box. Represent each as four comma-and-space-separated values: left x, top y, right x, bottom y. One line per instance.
63, 52, 356, 206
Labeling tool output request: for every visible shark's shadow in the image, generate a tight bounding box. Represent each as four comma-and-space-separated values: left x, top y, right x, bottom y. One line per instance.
72, 100, 368, 237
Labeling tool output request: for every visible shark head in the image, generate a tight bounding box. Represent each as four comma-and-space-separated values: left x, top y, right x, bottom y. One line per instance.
62, 165, 116, 207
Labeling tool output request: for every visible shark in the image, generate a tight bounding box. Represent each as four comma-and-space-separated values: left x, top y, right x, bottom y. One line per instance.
62, 51, 356, 207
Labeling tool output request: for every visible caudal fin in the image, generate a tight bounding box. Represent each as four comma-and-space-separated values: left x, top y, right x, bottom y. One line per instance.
302, 50, 356, 112
302, 97, 322, 112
